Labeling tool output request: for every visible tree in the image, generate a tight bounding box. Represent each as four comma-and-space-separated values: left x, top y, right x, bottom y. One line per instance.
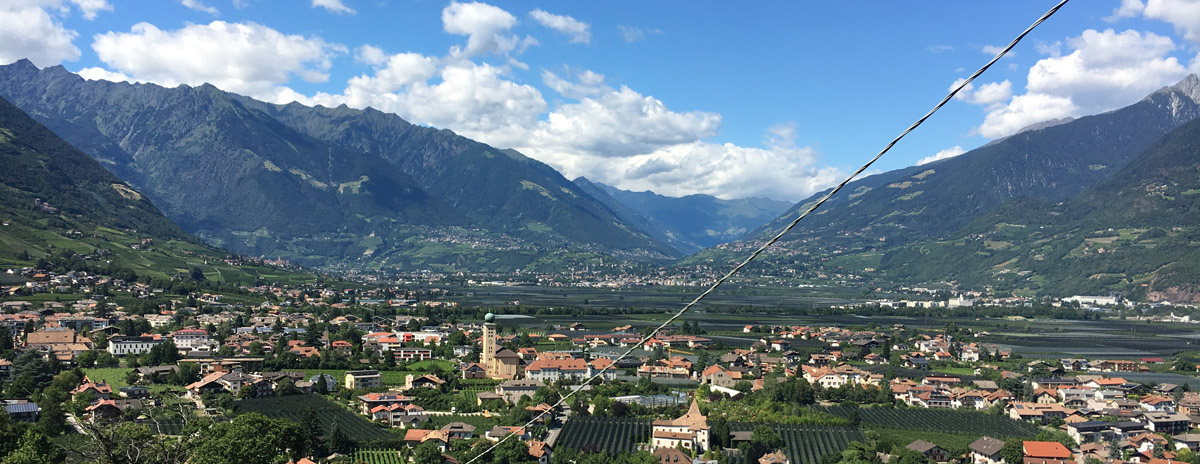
1001, 440, 1024, 464
1, 429, 64, 464
890, 448, 927, 464
412, 441, 443, 464
315, 374, 329, 394
36, 388, 67, 437
840, 441, 884, 464
299, 406, 326, 458
491, 434, 536, 464
328, 420, 352, 454
191, 413, 302, 464
274, 378, 299, 396
747, 425, 784, 464
710, 416, 730, 449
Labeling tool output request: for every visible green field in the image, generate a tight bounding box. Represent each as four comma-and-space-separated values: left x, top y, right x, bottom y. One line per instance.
814, 406, 1038, 437
728, 423, 867, 464
351, 449, 405, 464
231, 394, 393, 442
82, 368, 134, 389
556, 416, 651, 454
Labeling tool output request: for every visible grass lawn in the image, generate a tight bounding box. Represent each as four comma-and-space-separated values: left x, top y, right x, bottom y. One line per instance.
936, 367, 976, 376
83, 368, 135, 389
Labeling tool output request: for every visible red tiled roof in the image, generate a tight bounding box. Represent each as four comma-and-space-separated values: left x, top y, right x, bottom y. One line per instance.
1024, 441, 1072, 459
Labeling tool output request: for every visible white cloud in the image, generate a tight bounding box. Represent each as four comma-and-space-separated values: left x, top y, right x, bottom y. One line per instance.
1143, 0, 1200, 43
1104, 0, 1145, 22
542, 68, 606, 98
617, 25, 660, 43
180, 0, 217, 14
0, 1, 80, 67
90, 21, 344, 103
443, 1, 533, 58
926, 44, 954, 53
344, 52, 439, 98
76, 66, 133, 82
525, 85, 721, 158
950, 78, 1012, 107
539, 134, 841, 202
312, 0, 354, 15
917, 146, 966, 166
977, 94, 1078, 139
1026, 29, 1184, 110
356, 44, 386, 65
981, 44, 1011, 56
968, 28, 1188, 139
308, 59, 546, 148
69, 0, 111, 19
529, 9, 590, 44
1035, 40, 1063, 57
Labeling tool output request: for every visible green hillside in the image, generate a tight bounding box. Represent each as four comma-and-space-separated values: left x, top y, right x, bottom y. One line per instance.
0, 94, 314, 286
878, 115, 1200, 301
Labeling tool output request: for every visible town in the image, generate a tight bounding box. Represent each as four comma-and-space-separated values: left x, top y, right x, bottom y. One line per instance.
2, 263, 1200, 464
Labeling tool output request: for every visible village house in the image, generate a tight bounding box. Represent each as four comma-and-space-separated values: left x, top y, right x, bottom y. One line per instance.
969, 436, 1005, 464
651, 399, 710, 452
496, 379, 545, 403
701, 364, 743, 388
907, 440, 948, 462
1023, 441, 1073, 464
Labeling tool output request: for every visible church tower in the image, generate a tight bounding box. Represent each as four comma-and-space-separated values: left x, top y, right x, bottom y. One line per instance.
481, 312, 496, 367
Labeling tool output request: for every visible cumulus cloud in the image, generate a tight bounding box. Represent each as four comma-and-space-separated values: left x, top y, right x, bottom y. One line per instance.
89, 21, 344, 103
0, 1, 81, 67
1104, 0, 1145, 22
70, 0, 111, 19
312, 0, 354, 15
76, 66, 133, 82
308, 57, 545, 148
442, 1, 534, 58
963, 28, 1188, 139
917, 146, 966, 166
542, 68, 606, 98
1143, 0, 1200, 43
180, 0, 217, 14
525, 85, 721, 158
356, 44, 386, 66
529, 9, 589, 44
541, 135, 841, 202
950, 79, 1012, 107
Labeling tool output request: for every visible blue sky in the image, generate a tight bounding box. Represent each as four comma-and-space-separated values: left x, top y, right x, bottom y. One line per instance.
2, 0, 1198, 202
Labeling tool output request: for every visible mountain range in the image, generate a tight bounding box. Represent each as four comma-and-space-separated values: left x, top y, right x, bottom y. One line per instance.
572, 178, 790, 254
4, 56, 1200, 300
0, 60, 683, 272
0, 94, 312, 285
692, 75, 1200, 301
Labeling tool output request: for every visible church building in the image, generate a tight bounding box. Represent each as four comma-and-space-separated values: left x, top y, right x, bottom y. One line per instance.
651, 399, 710, 452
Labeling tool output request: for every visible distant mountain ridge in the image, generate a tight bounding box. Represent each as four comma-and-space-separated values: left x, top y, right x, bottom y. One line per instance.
0, 94, 313, 284
572, 178, 791, 254
878, 113, 1200, 302
698, 75, 1200, 269
0, 60, 674, 271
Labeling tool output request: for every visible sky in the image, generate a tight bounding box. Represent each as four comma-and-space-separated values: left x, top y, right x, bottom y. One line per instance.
1, 0, 1199, 203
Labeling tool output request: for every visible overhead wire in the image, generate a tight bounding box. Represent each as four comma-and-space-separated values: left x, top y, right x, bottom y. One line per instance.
463, 1, 1072, 462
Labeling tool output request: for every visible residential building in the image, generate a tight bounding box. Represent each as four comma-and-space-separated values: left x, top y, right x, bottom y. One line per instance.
108, 336, 164, 356
345, 370, 382, 390
970, 436, 1006, 464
